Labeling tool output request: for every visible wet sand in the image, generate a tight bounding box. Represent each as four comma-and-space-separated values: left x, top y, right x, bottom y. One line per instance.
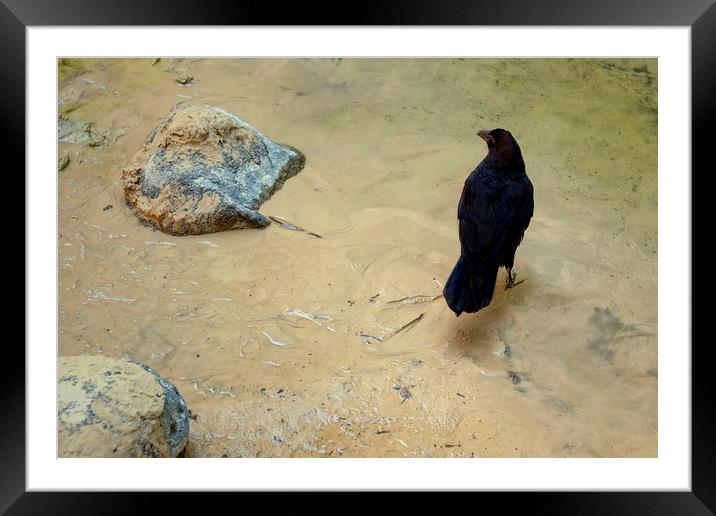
58, 58, 657, 457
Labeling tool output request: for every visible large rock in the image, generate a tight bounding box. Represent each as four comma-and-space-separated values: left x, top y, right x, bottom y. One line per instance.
123, 103, 306, 235
58, 355, 189, 458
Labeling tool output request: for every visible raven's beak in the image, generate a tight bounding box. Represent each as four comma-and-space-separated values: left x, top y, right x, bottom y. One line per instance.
477, 130, 490, 142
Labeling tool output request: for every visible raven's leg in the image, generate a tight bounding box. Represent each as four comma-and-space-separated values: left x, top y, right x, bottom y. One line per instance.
505, 266, 517, 289
504, 263, 526, 290
504, 254, 516, 290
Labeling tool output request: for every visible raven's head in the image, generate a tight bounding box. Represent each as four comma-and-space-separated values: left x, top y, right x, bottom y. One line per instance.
477, 128, 524, 171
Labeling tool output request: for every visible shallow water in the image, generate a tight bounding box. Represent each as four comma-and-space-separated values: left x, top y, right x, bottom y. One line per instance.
58, 58, 657, 457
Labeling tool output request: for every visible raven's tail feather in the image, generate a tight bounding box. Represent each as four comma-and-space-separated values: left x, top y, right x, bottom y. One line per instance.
443, 255, 498, 316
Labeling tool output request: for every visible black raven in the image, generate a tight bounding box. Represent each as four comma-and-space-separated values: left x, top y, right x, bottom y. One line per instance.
444, 128, 534, 316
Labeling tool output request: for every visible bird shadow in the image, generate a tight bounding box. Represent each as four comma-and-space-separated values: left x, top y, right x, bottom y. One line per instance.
442, 267, 535, 371
444, 293, 512, 356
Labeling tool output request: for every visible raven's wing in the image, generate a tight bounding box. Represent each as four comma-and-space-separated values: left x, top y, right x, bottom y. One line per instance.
458, 170, 533, 266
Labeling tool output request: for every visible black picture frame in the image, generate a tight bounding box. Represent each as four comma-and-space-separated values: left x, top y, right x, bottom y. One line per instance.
8, 0, 714, 511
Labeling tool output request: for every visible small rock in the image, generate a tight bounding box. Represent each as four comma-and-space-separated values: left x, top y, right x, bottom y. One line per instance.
58, 116, 105, 147
58, 355, 189, 457
176, 73, 193, 85
103, 204, 113, 211
507, 370, 522, 384
399, 387, 412, 402
493, 342, 511, 358
58, 154, 70, 171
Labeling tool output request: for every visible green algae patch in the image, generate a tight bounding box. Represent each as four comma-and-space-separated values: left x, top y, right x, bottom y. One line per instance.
58, 58, 88, 82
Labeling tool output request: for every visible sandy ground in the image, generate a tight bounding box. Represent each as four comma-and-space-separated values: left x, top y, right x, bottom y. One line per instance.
58, 58, 657, 457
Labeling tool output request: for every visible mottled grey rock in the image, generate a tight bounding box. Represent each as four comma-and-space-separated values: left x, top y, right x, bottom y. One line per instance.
123, 103, 306, 235
57, 115, 105, 147
58, 153, 70, 171
58, 355, 189, 458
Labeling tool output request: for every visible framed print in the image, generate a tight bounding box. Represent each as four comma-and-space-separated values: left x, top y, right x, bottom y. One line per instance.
10, 0, 715, 511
